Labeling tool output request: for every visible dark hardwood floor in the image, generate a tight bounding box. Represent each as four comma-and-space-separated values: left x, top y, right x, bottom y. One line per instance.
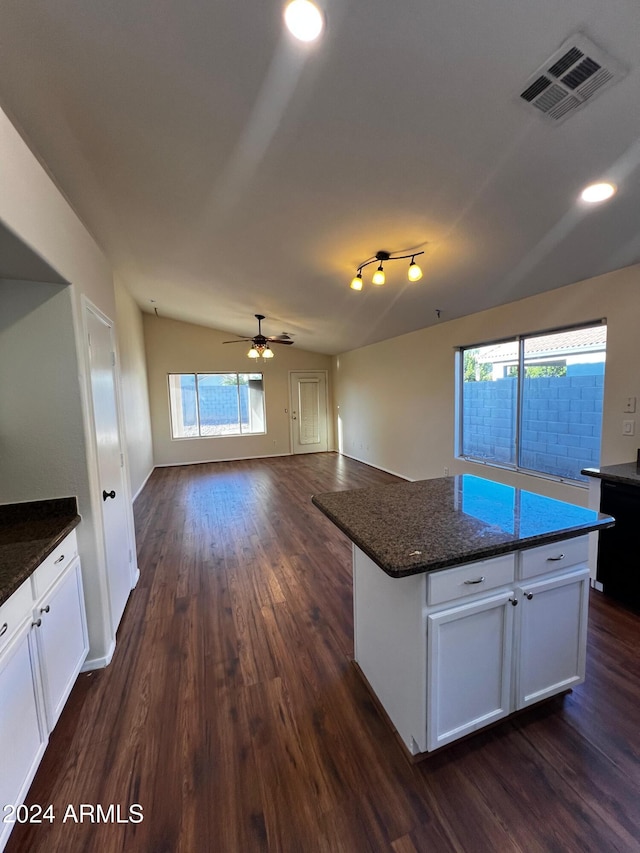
7, 453, 640, 852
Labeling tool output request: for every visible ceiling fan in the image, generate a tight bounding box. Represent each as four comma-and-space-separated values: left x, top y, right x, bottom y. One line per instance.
223, 314, 294, 359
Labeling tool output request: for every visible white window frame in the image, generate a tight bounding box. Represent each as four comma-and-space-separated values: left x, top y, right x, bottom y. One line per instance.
167, 372, 266, 439
455, 321, 606, 484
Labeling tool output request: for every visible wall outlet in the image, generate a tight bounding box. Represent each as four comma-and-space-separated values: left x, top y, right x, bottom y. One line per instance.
623, 419, 635, 436
624, 396, 637, 413
444, 466, 449, 476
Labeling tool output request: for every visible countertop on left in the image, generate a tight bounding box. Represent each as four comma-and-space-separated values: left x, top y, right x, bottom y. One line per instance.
0, 498, 81, 606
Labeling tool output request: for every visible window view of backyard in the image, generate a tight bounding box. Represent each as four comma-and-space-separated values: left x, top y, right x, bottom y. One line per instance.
168, 373, 266, 438
460, 324, 606, 481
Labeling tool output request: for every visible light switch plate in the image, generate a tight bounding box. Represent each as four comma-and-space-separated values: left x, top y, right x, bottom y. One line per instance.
624, 396, 637, 413
623, 419, 635, 436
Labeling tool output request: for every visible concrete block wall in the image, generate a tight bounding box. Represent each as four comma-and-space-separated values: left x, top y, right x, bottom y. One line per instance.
463, 374, 604, 480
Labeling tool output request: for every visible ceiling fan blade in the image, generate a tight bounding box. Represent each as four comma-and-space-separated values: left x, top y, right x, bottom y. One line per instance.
223, 315, 296, 348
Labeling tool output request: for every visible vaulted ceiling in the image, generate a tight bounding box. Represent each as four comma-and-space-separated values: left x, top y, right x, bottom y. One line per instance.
0, 0, 639, 353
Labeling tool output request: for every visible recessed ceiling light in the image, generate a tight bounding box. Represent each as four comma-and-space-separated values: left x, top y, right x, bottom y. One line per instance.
284, 0, 324, 42
580, 182, 617, 203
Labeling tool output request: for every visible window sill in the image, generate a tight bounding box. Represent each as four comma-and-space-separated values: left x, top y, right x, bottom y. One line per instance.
456, 456, 589, 489
171, 432, 267, 441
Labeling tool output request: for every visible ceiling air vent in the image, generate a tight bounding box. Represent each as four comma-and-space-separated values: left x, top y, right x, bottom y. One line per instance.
519, 34, 626, 124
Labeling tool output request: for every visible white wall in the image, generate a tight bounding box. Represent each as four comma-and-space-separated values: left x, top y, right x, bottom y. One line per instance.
334, 263, 640, 506
0, 104, 148, 664
144, 314, 333, 466
114, 279, 154, 498
0, 281, 87, 502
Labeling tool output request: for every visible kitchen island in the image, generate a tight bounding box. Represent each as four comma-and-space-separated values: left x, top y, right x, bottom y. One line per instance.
312, 474, 614, 757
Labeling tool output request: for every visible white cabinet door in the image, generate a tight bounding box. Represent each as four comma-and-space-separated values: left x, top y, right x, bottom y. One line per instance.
34, 557, 89, 731
515, 567, 589, 709
0, 623, 47, 852
427, 591, 514, 751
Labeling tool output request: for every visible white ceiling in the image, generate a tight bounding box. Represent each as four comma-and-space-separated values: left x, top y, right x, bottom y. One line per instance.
0, 0, 639, 354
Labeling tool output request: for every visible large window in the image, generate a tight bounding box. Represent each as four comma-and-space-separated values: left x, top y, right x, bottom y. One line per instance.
168, 373, 266, 438
458, 323, 606, 482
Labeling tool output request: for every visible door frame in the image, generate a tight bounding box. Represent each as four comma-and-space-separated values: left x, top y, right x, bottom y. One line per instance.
288, 370, 330, 454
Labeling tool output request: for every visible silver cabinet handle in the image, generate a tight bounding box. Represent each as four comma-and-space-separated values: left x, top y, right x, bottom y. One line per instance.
463, 576, 485, 585
524, 592, 533, 600
32, 618, 42, 628
40, 605, 50, 614
547, 553, 565, 561
509, 597, 518, 606
0, 622, 7, 637
54, 554, 64, 565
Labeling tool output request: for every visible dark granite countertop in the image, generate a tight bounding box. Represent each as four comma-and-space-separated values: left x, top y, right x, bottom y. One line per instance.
0, 498, 81, 607
581, 461, 640, 487
312, 474, 614, 578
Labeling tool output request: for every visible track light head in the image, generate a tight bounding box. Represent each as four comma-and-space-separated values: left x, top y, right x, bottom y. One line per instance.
408, 256, 423, 282
372, 263, 386, 286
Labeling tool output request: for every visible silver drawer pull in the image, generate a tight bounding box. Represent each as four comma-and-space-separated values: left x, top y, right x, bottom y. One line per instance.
463, 576, 485, 585
54, 554, 65, 565
40, 605, 50, 614
0, 622, 7, 637
32, 618, 42, 628
546, 554, 565, 562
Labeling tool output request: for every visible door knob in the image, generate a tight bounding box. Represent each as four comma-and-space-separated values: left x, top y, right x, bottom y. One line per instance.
103, 489, 116, 501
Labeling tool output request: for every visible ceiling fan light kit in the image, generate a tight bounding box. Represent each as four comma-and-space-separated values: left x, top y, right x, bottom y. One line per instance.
223, 314, 294, 360
351, 250, 424, 291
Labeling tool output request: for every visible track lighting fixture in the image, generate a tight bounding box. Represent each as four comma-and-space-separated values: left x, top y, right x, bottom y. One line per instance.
350, 249, 424, 291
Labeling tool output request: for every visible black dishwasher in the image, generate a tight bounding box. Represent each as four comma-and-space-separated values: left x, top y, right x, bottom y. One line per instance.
597, 480, 640, 609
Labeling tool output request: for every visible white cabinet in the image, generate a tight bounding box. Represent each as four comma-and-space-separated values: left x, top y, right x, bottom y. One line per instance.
426, 567, 590, 751
0, 529, 87, 852
515, 567, 589, 709
352, 535, 591, 757
33, 555, 89, 731
427, 591, 514, 751
0, 612, 47, 852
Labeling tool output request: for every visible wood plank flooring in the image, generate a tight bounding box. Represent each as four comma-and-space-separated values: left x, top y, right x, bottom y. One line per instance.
6, 453, 640, 852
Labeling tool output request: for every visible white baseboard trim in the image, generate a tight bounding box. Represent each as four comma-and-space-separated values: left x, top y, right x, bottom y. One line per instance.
154, 452, 294, 468
338, 452, 411, 482
132, 466, 155, 501
82, 640, 116, 671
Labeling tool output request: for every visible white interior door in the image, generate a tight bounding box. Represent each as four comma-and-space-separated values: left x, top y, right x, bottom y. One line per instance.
86, 305, 133, 634
289, 371, 328, 454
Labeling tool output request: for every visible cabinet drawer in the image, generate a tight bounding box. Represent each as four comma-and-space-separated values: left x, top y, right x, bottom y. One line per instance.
519, 535, 588, 580
31, 529, 78, 598
0, 578, 33, 654
427, 554, 515, 606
